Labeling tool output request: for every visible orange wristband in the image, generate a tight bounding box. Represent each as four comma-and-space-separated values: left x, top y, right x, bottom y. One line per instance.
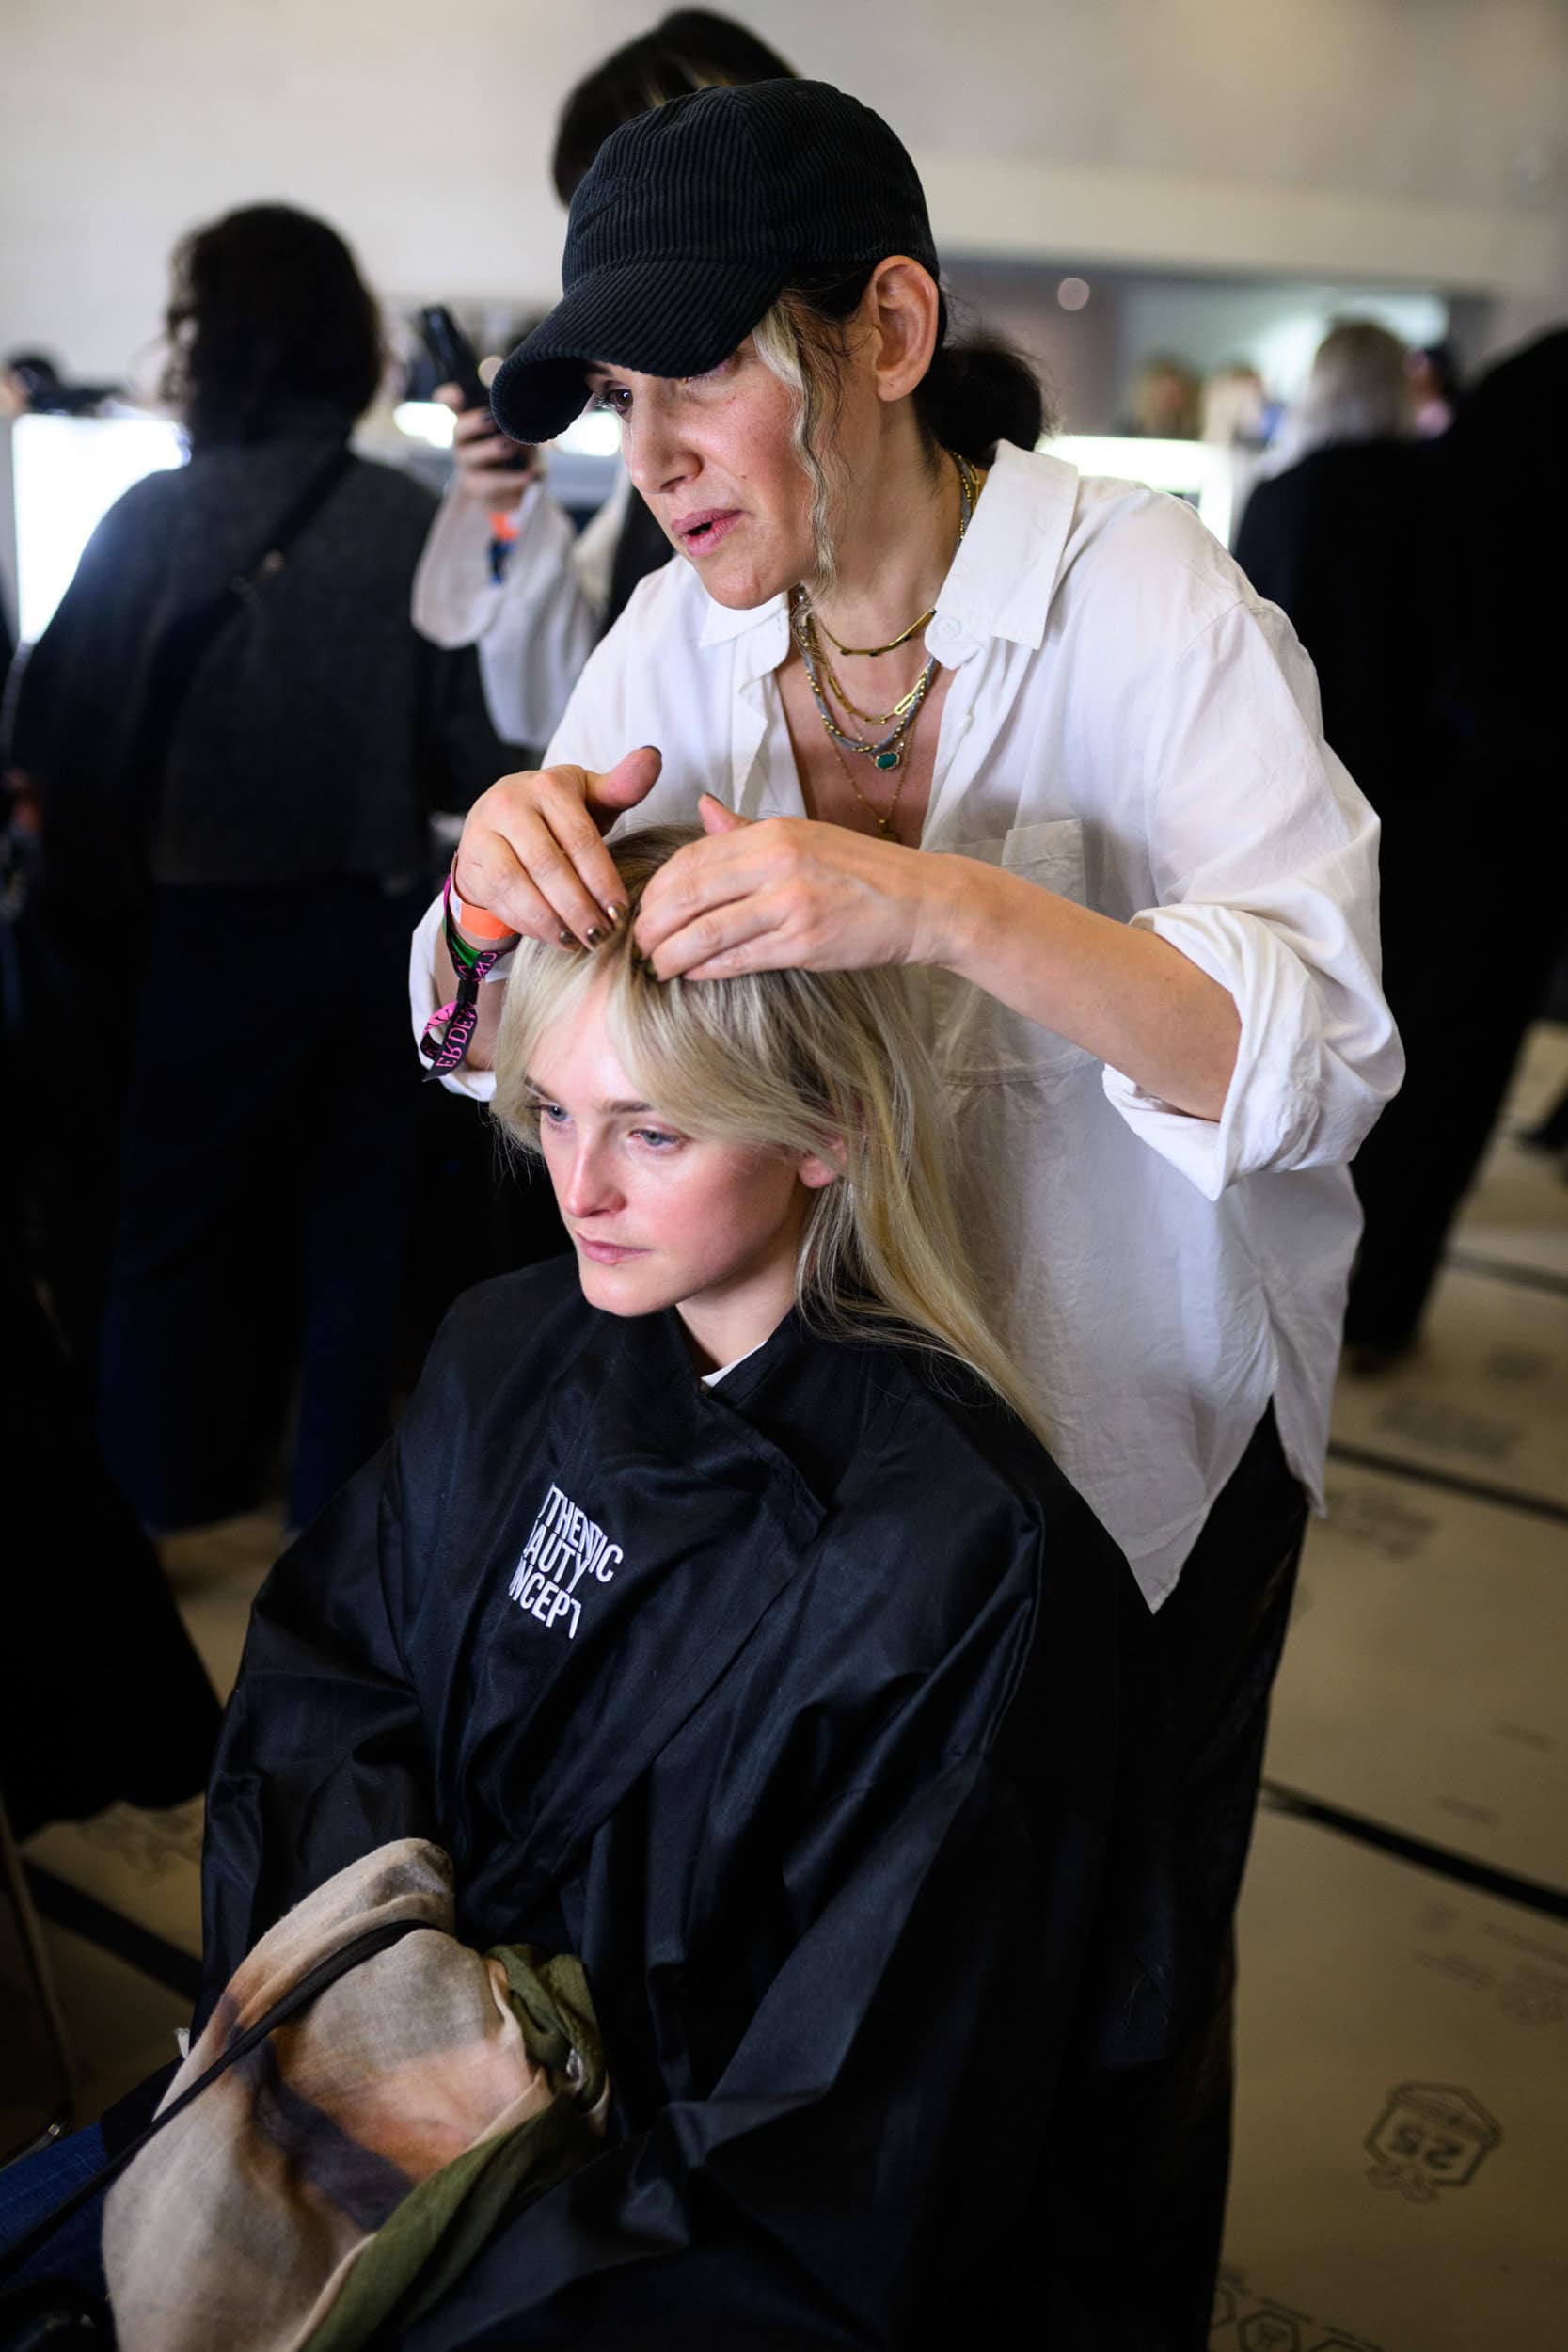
450, 878, 518, 944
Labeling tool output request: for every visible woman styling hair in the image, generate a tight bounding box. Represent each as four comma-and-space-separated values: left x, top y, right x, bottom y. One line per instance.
411, 79, 1402, 2339
0, 826, 1132, 2347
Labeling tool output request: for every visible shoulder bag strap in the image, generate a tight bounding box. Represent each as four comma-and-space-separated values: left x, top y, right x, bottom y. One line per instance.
0, 1912, 426, 2285
125, 441, 356, 843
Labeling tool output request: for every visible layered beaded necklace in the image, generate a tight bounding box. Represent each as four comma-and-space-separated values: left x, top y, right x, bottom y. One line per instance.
790, 451, 978, 837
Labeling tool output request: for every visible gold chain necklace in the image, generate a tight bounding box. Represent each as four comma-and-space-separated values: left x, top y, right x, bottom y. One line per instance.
809, 452, 980, 659
792, 600, 936, 772
810, 632, 927, 728
791, 453, 983, 831
816, 604, 934, 660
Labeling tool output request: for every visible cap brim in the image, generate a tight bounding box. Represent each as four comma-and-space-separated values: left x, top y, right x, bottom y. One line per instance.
490, 254, 785, 443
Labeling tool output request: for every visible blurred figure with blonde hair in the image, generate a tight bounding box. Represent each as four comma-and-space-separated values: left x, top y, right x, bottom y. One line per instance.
1287, 317, 1416, 453
1118, 352, 1201, 439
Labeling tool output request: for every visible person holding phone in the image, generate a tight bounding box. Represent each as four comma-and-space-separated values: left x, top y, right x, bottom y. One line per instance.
413, 80, 1401, 2343
411, 11, 796, 749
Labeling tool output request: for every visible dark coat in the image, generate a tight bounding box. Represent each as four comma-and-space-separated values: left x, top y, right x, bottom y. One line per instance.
0, 1232, 220, 1838
1234, 440, 1445, 865
1235, 411, 1567, 1346
8, 403, 512, 902
198, 1260, 1132, 2348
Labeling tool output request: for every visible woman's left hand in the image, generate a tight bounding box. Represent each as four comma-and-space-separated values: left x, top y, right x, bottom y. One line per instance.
634, 798, 954, 979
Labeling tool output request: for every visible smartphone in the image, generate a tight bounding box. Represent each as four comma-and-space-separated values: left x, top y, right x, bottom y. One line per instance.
417, 304, 531, 469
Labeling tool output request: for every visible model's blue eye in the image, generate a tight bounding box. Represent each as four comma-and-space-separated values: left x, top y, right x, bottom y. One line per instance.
538, 1102, 569, 1126
632, 1127, 680, 1151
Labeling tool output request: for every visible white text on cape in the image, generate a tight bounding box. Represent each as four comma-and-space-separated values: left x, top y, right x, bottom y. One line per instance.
508, 1481, 623, 1641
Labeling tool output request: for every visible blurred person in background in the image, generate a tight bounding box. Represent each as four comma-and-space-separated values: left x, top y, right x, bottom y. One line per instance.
1280, 316, 1415, 454
6, 202, 513, 1531
1234, 324, 1426, 773
1237, 318, 1564, 1366
1408, 339, 1461, 437
0, 348, 123, 417
411, 9, 798, 754
1422, 330, 1568, 1218
1200, 362, 1268, 450
1236, 321, 1430, 1366
1117, 352, 1202, 438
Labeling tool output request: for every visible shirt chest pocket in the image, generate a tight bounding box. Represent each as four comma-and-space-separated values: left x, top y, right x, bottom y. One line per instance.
927, 818, 1099, 1088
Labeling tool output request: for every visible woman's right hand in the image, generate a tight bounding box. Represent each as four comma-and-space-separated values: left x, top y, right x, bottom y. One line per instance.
451, 748, 664, 947
436, 385, 540, 513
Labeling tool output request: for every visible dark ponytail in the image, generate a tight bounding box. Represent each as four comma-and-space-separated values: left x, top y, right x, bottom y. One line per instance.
914, 297, 1049, 464
776, 269, 1050, 469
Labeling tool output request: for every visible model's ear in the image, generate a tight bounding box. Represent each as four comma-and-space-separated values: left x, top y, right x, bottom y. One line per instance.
797, 1147, 843, 1192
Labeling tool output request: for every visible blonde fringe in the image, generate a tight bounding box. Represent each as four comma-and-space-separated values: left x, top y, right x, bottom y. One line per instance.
490, 828, 1048, 1449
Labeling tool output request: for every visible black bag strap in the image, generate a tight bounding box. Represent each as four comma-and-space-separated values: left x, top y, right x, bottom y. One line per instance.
0, 1913, 426, 2286
125, 440, 356, 840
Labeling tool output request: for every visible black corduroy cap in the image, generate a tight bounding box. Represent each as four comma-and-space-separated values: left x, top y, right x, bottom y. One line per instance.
491, 79, 940, 444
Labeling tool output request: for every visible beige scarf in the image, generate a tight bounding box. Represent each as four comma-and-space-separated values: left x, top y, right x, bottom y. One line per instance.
103, 1839, 607, 2352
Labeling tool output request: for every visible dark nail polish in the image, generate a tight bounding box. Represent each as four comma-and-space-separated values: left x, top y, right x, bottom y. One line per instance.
558, 928, 576, 947
585, 926, 605, 947
605, 903, 626, 928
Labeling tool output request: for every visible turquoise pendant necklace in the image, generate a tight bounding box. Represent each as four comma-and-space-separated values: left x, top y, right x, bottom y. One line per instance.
792, 605, 934, 771
791, 453, 976, 775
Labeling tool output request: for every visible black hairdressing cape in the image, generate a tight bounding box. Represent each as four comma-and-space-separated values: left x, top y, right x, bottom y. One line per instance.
198, 1261, 1131, 2349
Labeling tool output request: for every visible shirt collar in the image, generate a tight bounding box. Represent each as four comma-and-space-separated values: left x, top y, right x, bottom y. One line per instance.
927, 443, 1079, 656
692, 442, 1081, 667
698, 586, 788, 649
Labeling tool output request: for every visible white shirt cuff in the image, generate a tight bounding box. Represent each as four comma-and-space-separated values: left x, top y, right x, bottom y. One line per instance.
1101, 903, 1319, 1200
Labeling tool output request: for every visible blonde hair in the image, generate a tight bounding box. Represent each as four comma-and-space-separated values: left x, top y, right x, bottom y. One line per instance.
1294, 319, 1414, 453
752, 293, 848, 594
492, 826, 1045, 1442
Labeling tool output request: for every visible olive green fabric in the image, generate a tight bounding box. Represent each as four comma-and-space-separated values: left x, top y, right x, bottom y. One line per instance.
302, 1948, 608, 2352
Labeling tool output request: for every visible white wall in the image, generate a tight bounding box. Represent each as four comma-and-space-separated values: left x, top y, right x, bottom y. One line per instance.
2, 0, 1566, 389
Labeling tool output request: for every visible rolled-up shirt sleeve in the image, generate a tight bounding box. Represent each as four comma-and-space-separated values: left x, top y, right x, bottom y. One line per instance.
1101, 596, 1403, 1200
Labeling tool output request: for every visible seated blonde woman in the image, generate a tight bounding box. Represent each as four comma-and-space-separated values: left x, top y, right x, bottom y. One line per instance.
4, 830, 1134, 2350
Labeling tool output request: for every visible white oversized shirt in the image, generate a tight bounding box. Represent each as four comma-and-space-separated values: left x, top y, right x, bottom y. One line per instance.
411, 443, 1402, 1607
